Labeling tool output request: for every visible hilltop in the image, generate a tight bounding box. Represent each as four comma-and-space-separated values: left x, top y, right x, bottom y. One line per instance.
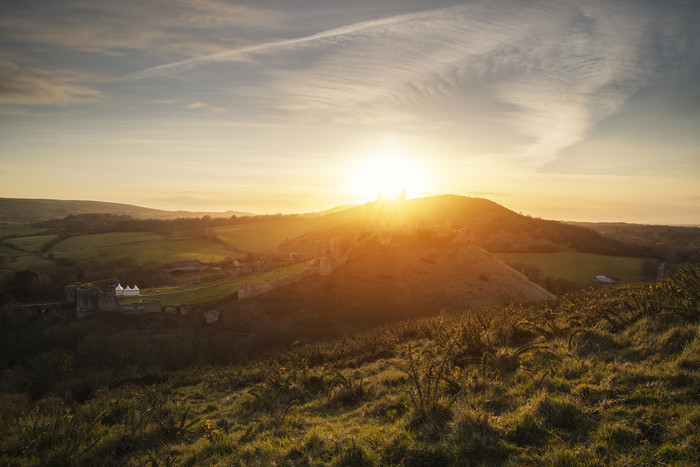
278, 195, 649, 257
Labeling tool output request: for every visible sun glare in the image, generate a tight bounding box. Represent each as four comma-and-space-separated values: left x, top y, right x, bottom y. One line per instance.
354, 154, 420, 202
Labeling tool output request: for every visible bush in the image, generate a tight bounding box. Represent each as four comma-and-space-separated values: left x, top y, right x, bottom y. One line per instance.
569, 329, 622, 357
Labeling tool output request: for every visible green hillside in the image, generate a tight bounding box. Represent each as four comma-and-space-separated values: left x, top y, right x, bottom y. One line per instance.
221, 242, 554, 336
211, 218, 324, 252
1, 266, 698, 465
0, 198, 255, 222
46, 232, 243, 263
4, 235, 58, 253
494, 252, 652, 285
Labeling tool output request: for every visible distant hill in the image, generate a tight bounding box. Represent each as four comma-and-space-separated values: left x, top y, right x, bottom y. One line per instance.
569, 221, 700, 265
280, 195, 648, 257
0, 198, 256, 222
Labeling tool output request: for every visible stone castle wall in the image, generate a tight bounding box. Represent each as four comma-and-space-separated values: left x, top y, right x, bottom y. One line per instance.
238, 266, 319, 299
119, 299, 162, 314
69, 283, 161, 317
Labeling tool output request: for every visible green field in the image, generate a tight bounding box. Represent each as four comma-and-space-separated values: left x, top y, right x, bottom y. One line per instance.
0, 223, 50, 238
49, 232, 243, 263
4, 234, 57, 252
493, 252, 651, 284
211, 218, 318, 252
4, 254, 54, 270
121, 261, 313, 306
0, 241, 55, 271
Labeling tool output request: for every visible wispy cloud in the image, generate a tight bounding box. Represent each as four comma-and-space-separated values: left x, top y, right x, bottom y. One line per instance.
162, 0, 692, 169
0, 61, 100, 106
121, 5, 462, 81
0, 0, 278, 57
185, 101, 226, 113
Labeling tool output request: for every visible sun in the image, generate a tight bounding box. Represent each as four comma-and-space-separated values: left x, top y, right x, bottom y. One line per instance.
354, 154, 420, 202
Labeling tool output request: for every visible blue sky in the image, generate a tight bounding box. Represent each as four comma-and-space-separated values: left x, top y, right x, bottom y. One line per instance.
1, 0, 698, 223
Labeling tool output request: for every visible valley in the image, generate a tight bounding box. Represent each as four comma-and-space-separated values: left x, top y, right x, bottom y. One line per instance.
0, 195, 698, 465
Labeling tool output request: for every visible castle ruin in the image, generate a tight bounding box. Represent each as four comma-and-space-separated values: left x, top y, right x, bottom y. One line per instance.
65, 281, 161, 317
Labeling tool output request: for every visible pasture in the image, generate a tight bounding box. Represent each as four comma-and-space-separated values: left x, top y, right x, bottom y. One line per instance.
121, 261, 313, 306
493, 251, 651, 285
0, 223, 50, 238
210, 218, 319, 252
4, 234, 57, 252
0, 242, 54, 271
49, 232, 242, 263
3, 254, 54, 270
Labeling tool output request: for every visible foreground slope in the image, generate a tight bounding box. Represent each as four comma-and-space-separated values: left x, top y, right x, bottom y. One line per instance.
2, 266, 698, 465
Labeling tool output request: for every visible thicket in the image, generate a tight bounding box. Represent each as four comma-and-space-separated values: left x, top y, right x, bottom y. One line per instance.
1, 265, 698, 465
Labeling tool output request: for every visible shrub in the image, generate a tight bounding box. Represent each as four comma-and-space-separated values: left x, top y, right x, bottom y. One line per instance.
397, 344, 458, 419
568, 329, 621, 357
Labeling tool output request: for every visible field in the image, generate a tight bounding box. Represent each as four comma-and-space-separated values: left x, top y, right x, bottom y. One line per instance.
5, 255, 55, 270
493, 252, 652, 285
0, 223, 50, 238
211, 218, 320, 252
4, 235, 57, 252
49, 232, 243, 263
0, 241, 54, 271
120, 261, 314, 306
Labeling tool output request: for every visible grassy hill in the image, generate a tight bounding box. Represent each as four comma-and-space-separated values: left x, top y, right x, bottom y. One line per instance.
219, 240, 555, 341
0, 198, 256, 222
278, 195, 650, 258
1, 266, 697, 465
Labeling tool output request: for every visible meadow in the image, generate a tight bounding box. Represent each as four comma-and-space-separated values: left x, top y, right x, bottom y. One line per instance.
494, 252, 652, 285
0, 223, 50, 238
211, 218, 323, 252
1, 266, 697, 465
4, 235, 58, 253
120, 261, 314, 306
47, 232, 243, 263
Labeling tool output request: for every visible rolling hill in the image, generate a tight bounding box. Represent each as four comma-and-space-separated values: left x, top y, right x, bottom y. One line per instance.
0, 198, 256, 222
277, 195, 649, 257
212, 234, 555, 344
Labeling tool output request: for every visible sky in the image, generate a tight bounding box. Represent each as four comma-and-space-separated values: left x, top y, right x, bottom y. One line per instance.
0, 0, 699, 224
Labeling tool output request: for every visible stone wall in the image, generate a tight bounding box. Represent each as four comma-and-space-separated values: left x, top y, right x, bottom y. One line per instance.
238, 266, 319, 299
76, 286, 99, 316
64, 285, 78, 304
119, 299, 162, 314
